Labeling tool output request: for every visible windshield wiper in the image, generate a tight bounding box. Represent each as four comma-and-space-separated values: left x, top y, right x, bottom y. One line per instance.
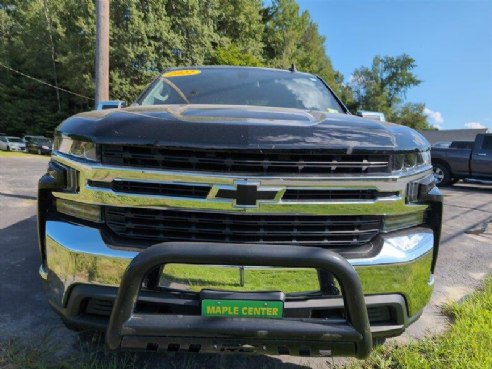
161, 77, 190, 104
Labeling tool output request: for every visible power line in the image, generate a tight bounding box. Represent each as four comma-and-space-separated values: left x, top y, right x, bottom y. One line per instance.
0, 61, 94, 100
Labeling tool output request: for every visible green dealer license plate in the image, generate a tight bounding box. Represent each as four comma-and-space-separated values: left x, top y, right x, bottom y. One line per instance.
202, 299, 283, 319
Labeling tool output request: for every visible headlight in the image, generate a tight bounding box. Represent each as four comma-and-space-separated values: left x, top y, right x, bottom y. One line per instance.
53, 135, 98, 161
41, 145, 49, 150
392, 150, 431, 171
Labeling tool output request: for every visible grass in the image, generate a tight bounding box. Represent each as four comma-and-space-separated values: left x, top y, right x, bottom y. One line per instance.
0, 150, 46, 158
0, 333, 149, 369
162, 264, 320, 293
1, 278, 490, 369
348, 277, 492, 369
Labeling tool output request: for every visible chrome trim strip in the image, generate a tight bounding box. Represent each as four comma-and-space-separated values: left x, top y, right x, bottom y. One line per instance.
53, 189, 424, 215
90, 179, 402, 204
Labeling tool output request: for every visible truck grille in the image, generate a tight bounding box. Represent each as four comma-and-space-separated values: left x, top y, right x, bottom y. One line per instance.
105, 207, 382, 247
101, 145, 390, 175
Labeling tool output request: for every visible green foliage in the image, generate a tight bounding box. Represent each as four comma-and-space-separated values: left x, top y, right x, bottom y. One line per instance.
214, 0, 264, 60
262, 0, 339, 90
0, 0, 429, 135
389, 102, 429, 131
211, 44, 263, 67
350, 54, 430, 129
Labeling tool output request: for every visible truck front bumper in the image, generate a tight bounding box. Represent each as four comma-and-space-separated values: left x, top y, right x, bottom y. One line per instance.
41, 220, 434, 356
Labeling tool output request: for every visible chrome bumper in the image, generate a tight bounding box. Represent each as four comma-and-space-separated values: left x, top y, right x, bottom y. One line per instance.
43, 220, 434, 317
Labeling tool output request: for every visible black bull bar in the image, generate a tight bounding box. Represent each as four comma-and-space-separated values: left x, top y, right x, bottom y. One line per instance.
106, 243, 373, 358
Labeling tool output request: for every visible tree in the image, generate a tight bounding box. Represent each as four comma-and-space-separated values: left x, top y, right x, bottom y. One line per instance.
211, 44, 263, 67
208, 0, 264, 66
390, 103, 429, 131
0, 0, 74, 135
262, 0, 340, 91
213, 0, 264, 60
349, 54, 430, 129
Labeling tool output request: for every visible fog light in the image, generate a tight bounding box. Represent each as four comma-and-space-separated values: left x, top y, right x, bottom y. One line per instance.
385, 233, 427, 252
56, 199, 102, 223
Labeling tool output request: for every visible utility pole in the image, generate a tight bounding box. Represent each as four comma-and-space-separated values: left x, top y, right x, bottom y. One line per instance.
95, 0, 109, 106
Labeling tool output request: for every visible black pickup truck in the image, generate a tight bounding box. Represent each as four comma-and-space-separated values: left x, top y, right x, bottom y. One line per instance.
38, 66, 443, 358
431, 133, 492, 185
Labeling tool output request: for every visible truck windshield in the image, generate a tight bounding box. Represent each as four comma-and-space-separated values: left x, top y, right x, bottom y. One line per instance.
138, 67, 345, 113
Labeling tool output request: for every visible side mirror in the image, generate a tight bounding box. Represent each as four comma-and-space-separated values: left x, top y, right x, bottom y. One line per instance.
96, 100, 127, 110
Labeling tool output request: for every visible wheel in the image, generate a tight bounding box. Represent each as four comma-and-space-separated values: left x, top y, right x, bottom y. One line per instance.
6, 146, 10, 151
37, 148, 41, 155
433, 163, 452, 186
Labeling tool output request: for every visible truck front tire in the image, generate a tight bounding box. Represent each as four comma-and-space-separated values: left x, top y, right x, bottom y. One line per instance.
433, 162, 452, 186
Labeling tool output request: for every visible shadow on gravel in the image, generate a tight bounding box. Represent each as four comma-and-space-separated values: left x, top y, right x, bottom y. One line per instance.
442, 183, 492, 194
0, 216, 47, 328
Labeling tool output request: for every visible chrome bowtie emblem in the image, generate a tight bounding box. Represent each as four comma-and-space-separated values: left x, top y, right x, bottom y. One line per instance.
213, 182, 282, 207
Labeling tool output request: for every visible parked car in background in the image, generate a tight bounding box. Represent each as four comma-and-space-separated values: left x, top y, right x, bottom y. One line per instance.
23, 135, 48, 144
431, 133, 492, 185
0, 136, 26, 152
25, 136, 52, 155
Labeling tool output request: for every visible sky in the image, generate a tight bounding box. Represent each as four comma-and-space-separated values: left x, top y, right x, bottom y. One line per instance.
295, 0, 492, 131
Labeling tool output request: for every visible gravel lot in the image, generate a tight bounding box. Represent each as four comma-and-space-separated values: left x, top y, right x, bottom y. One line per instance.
0, 155, 491, 368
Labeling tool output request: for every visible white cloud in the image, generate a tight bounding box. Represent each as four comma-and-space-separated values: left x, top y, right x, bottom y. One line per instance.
464, 122, 487, 129
424, 107, 444, 127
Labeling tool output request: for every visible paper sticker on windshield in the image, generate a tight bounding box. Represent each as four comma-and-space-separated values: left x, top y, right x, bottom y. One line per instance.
162, 69, 201, 78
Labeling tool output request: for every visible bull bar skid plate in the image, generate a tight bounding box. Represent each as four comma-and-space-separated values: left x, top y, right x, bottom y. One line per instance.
106, 243, 373, 358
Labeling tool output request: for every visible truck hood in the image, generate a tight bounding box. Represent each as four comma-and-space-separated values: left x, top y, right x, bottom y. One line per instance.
56, 105, 430, 153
